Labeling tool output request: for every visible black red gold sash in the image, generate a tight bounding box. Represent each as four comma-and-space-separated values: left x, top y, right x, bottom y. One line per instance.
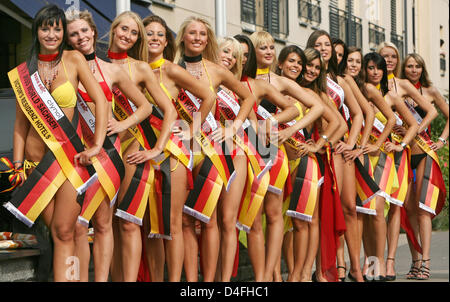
77, 96, 125, 226
113, 88, 172, 232
183, 158, 224, 223
216, 88, 272, 178
255, 105, 289, 195
177, 89, 236, 190
355, 154, 380, 215
236, 161, 270, 232
403, 101, 446, 215
147, 157, 171, 239
144, 89, 193, 171
115, 155, 152, 225
286, 154, 322, 222
368, 116, 399, 203
326, 77, 344, 110
4, 63, 96, 226
174, 89, 235, 222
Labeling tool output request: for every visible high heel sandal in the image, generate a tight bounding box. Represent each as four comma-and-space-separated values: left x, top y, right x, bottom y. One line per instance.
385, 258, 396, 281
416, 259, 431, 280
406, 260, 421, 280
337, 266, 346, 282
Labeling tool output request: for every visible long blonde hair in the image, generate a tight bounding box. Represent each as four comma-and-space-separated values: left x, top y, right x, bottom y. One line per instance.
108, 11, 148, 62
249, 31, 277, 71
175, 16, 219, 64
218, 37, 243, 80
377, 41, 401, 77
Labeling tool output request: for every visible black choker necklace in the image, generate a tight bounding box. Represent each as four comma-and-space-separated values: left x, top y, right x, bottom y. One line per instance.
183, 54, 202, 63
84, 52, 96, 61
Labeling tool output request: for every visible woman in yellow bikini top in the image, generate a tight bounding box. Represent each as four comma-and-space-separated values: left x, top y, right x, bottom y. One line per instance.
130, 15, 218, 282
106, 11, 178, 283
173, 16, 257, 283
12, 4, 109, 282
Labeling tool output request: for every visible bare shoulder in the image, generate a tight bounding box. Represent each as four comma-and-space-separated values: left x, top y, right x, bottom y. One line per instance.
164, 60, 187, 77
63, 49, 84, 64
397, 78, 414, 89
134, 60, 152, 73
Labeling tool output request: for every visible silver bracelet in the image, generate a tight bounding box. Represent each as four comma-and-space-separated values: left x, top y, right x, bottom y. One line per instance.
438, 137, 447, 145
400, 142, 407, 149
321, 134, 329, 142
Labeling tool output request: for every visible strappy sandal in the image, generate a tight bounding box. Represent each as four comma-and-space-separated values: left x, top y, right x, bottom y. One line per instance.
406, 260, 421, 280
337, 266, 346, 282
416, 259, 431, 280
385, 257, 396, 281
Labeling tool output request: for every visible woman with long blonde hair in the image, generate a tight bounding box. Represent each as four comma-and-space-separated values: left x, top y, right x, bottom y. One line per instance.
400, 53, 448, 280
378, 42, 437, 280
66, 9, 152, 282
107, 11, 178, 282
176, 16, 257, 282
136, 14, 217, 281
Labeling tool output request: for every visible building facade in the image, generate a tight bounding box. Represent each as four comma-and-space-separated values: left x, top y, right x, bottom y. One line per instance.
150, 0, 449, 97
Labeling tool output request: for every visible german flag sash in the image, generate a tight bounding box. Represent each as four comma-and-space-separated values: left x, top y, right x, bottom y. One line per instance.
326, 77, 345, 110
115, 156, 152, 225
4, 63, 97, 227
177, 89, 236, 190
286, 154, 322, 222
144, 89, 193, 171
216, 88, 272, 178
389, 148, 412, 206
369, 116, 399, 203
112, 88, 170, 226
355, 154, 380, 215
77, 96, 125, 226
147, 157, 172, 239
236, 161, 270, 232
175, 89, 235, 223
403, 100, 446, 215
184, 158, 224, 223
255, 105, 289, 195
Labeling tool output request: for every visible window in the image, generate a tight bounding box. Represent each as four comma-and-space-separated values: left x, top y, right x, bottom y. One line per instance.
298, 0, 321, 26
329, 5, 362, 48
390, 0, 404, 59
241, 0, 288, 39
369, 22, 385, 51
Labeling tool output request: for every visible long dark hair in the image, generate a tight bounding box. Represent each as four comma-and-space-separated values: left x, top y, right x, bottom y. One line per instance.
332, 37, 348, 77
400, 53, 433, 88
363, 52, 389, 96
275, 45, 306, 85
306, 30, 338, 82
347, 46, 367, 97
301, 48, 327, 95
234, 34, 257, 79
143, 15, 176, 62
29, 4, 67, 70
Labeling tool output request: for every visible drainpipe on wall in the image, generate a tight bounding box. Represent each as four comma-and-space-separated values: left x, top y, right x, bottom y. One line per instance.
117, 0, 130, 17
215, 0, 227, 38
404, 0, 408, 55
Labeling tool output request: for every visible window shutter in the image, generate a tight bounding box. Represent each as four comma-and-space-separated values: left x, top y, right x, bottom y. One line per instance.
241, 0, 256, 24
391, 0, 397, 34
264, 0, 279, 35
329, 3, 340, 39
347, 0, 356, 46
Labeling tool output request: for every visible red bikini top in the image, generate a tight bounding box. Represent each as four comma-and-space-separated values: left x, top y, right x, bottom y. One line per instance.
78, 58, 113, 102
241, 76, 257, 113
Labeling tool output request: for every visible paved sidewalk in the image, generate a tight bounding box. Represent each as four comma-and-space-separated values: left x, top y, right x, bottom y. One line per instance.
342, 231, 449, 282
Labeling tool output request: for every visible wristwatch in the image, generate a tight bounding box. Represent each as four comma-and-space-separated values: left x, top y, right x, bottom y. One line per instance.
400, 142, 407, 149
321, 134, 329, 143
438, 137, 447, 145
